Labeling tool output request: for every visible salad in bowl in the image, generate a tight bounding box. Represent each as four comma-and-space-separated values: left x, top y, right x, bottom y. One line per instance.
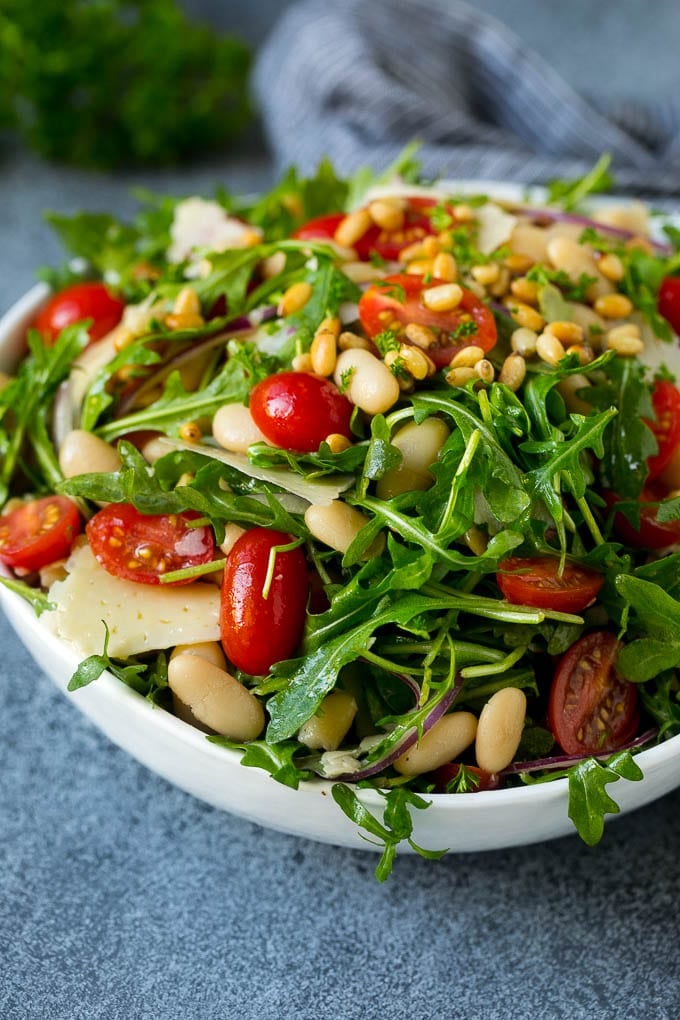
2, 155, 680, 877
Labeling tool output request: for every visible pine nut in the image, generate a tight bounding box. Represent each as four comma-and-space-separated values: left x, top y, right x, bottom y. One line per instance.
536, 332, 565, 366
422, 236, 442, 258
310, 317, 340, 376
261, 251, 286, 279
165, 311, 204, 331
565, 344, 594, 365
598, 253, 625, 282
368, 198, 405, 231
334, 348, 400, 414
292, 352, 313, 373
168, 654, 264, 739
450, 345, 485, 368
432, 251, 458, 282
510, 277, 539, 305
398, 344, 435, 380
376, 417, 450, 499
334, 209, 372, 248
213, 403, 268, 453
488, 266, 511, 297
510, 327, 538, 357
179, 421, 202, 442
445, 366, 477, 388
464, 526, 488, 556
452, 203, 476, 222
498, 354, 526, 391
341, 261, 389, 284
406, 258, 435, 276
504, 253, 534, 275
325, 432, 352, 454
338, 331, 372, 352
298, 690, 358, 751
394, 712, 478, 776
173, 286, 202, 318
305, 500, 384, 557
422, 283, 463, 312
404, 322, 437, 349
556, 374, 593, 415
112, 326, 137, 352
545, 320, 584, 345
606, 329, 644, 356
506, 300, 545, 332
475, 359, 495, 384
475, 687, 526, 773
278, 280, 313, 317
471, 263, 500, 287
59, 430, 123, 478
594, 293, 634, 319
399, 239, 428, 262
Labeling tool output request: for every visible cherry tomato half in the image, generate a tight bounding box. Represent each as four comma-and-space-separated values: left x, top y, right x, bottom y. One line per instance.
0, 496, 81, 573
548, 631, 639, 756
35, 282, 125, 345
496, 556, 604, 614
606, 486, 680, 550
292, 198, 453, 262
249, 371, 353, 453
220, 527, 309, 675
645, 380, 680, 482
431, 763, 501, 793
86, 504, 215, 585
657, 276, 680, 336
359, 273, 497, 368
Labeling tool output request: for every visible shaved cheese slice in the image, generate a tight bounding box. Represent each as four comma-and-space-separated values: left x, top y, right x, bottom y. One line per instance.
475, 202, 518, 255
150, 437, 353, 507
43, 544, 221, 658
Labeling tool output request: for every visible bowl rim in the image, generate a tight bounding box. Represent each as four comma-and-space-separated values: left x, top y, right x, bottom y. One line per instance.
2, 186, 680, 819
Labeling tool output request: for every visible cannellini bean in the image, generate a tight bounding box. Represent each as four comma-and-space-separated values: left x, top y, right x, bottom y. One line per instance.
298, 690, 358, 750
475, 687, 527, 773
594, 201, 649, 237
167, 653, 264, 740
393, 712, 478, 776
546, 237, 600, 284
509, 224, 550, 264
376, 417, 450, 499
556, 374, 593, 415
305, 500, 384, 558
59, 429, 122, 478
333, 348, 400, 415
171, 641, 227, 669
569, 303, 608, 348
212, 403, 268, 453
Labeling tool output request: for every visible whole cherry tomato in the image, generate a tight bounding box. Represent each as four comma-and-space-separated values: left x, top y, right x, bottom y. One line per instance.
548, 631, 639, 756
249, 371, 353, 453
657, 276, 680, 335
496, 556, 604, 614
605, 486, 680, 550
35, 282, 125, 345
86, 504, 215, 585
358, 273, 496, 368
292, 198, 455, 262
645, 379, 680, 483
0, 496, 81, 572
220, 527, 309, 675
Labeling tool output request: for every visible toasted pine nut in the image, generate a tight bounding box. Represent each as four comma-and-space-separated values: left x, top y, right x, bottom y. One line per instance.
565, 344, 594, 365
471, 263, 500, 287
165, 311, 204, 331
376, 417, 450, 499
606, 329, 644, 356
510, 327, 538, 358
305, 500, 384, 557
212, 403, 267, 453
112, 326, 137, 352
475, 687, 527, 773
179, 421, 202, 443
475, 359, 495, 384
536, 332, 565, 366
341, 261, 389, 284
168, 654, 264, 739
338, 331, 372, 352
598, 253, 625, 282
394, 712, 478, 776
450, 345, 485, 368
464, 526, 488, 556
325, 432, 352, 454
261, 251, 286, 279
556, 374, 593, 415
398, 344, 435, 380
498, 354, 526, 391
594, 293, 634, 319
432, 251, 458, 282
606, 322, 641, 343
510, 277, 539, 305
445, 366, 477, 388
278, 280, 313, 317
545, 320, 584, 345
452, 203, 476, 222
291, 353, 313, 372
173, 286, 201, 318
504, 252, 534, 275
310, 317, 340, 376
399, 239, 428, 262
59, 430, 122, 478
334, 348, 400, 414
298, 690, 358, 751
368, 198, 405, 232
488, 266, 511, 297
334, 209, 372, 248
406, 258, 435, 276
422, 283, 463, 312
422, 235, 442, 258
404, 322, 437, 349
506, 300, 545, 333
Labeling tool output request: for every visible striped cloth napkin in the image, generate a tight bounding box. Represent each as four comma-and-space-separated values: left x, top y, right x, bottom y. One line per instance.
254, 0, 680, 196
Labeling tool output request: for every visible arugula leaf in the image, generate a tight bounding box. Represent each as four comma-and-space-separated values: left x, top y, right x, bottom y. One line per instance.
546, 154, 614, 211
0, 576, 55, 616
67, 625, 168, 703
567, 750, 643, 846
615, 575, 680, 681
208, 737, 313, 789
640, 673, 680, 739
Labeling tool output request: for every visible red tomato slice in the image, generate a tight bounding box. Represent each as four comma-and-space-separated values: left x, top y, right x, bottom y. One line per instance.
658, 276, 680, 335
645, 379, 680, 480
249, 371, 353, 453
35, 282, 125, 345
496, 556, 604, 613
548, 631, 639, 756
605, 486, 680, 550
431, 763, 501, 793
359, 273, 496, 368
220, 528, 309, 675
86, 504, 215, 585
0, 496, 81, 572
292, 198, 455, 262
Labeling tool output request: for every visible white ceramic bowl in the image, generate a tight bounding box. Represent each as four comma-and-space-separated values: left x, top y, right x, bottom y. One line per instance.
3, 202, 680, 855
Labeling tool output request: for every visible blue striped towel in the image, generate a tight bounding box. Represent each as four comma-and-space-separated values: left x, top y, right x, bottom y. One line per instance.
254, 0, 680, 196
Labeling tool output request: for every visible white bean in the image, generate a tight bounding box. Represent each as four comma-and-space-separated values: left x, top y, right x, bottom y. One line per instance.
168, 653, 264, 739
59, 429, 122, 478
333, 348, 400, 415
298, 690, 358, 750
509, 224, 549, 264
212, 403, 267, 453
304, 500, 384, 557
393, 712, 478, 776
377, 417, 450, 499
171, 641, 226, 669
475, 687, 527, 774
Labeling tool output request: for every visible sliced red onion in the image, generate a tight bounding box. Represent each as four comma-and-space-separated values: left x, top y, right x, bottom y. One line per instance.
501, 727, 657, 776
510, 206, 671, 255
